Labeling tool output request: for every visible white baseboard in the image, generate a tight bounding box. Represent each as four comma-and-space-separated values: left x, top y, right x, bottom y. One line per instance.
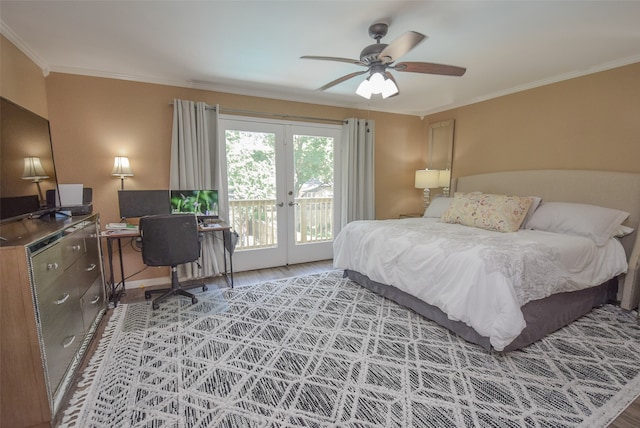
124, 276, 170, 290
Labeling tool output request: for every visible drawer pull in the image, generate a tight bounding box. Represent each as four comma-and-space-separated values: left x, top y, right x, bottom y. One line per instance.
47, 262, 59, 271
85, 263, 97, 272
90, 295, 101, 305
55, 293, 70, 305
62, 335, 76, 348
72, 244, 82, 251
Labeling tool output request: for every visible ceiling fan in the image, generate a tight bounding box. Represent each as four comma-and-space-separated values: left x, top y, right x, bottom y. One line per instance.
301, 22, 466, 99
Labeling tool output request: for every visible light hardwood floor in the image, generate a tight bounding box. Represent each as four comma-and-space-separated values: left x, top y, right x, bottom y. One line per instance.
56, 260, 640, 427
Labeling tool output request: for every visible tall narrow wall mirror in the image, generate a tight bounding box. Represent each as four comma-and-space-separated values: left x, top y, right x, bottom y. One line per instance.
428, 119, 455, 193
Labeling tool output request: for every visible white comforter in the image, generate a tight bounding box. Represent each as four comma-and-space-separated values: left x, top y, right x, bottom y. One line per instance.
333, 218, 628, 350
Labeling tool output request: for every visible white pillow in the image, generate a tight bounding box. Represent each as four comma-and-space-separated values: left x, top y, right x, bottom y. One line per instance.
521, 196, 542, 229
615, 224, 634, 237
524, 202, 630, 246
423, 197, 453, 218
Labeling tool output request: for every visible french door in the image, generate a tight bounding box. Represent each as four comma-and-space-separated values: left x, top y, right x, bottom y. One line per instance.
220, 116, 341, 271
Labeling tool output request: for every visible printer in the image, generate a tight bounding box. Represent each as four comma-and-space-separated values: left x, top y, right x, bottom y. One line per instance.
46, 187, 93, 216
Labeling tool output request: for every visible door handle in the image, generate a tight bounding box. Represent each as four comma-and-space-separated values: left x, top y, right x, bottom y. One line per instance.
288, 201, 299, 206
55, 293, 70, 305
277, 202, 284, 207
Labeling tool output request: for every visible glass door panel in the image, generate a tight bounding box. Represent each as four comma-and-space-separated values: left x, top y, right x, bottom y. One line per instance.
292, 133, 334, 245
226, 129, 278, 249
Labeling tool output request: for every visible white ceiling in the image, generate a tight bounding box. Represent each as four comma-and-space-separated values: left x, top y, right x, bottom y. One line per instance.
2, 1, 640, 117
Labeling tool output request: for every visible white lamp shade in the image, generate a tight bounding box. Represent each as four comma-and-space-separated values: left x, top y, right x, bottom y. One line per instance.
438, 169, 451, 187
111, 156, 134, 177
22, 157, 49, 181
415, 169, 440, 189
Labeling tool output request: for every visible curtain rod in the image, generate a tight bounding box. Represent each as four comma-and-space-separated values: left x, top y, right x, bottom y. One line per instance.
169, 102, 346, 125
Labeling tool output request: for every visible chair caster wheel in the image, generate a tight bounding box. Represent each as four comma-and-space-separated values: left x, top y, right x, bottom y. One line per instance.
192, 297, 198, 304
144, 292, 151, 300
202, 285, 208, 292
152, 303, 159, 310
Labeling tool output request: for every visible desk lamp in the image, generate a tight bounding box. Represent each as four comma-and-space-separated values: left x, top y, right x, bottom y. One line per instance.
22, 156, 49, 204
111, 156, 134, 190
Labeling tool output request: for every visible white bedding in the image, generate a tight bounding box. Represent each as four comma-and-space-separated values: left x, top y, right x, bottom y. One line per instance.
333, 218, 628, 351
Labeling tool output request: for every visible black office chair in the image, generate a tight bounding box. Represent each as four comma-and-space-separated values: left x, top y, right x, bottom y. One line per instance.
140, 214, 207, 310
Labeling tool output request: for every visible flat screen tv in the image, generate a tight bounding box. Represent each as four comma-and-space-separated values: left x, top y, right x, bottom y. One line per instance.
170, 190, 218, 217
0, 97, 60, 223
118, 190, 171, 219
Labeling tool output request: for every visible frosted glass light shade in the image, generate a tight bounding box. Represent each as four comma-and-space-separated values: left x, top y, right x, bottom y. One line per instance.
22, 157, 49, 181
111, 156, 134, 178
414, 169, 440, 189
381, 78, 398, 98
355, 78, 373, 99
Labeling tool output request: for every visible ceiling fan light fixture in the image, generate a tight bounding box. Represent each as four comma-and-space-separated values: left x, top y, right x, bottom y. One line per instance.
369, 72, 385, 94
356, 72, 399, 99
356, 77, 373, 99
381, 77, 399, 98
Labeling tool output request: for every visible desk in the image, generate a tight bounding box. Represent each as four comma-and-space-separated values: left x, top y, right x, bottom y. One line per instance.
101, 222, 235, 306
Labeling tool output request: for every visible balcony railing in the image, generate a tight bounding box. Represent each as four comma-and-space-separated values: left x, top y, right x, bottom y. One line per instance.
228, 197, 333, 250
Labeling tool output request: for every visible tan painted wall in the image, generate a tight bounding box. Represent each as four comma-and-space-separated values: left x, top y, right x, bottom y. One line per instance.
0, 35, 48, 118
43, 73, 425, 225
422, 62, 640, 180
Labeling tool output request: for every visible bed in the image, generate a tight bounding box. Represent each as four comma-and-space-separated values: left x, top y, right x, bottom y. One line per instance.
334, 170, 640, 352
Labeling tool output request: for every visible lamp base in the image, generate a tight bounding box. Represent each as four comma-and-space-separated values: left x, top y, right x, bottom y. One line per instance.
35, 181, 45, 206
423, 188, 431, 212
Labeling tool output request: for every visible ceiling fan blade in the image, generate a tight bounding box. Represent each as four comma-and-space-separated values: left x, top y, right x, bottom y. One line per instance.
378, 31, 426, 64
393, 61, 466, 76
317, 70, 368, 91
301, 56, 366, 66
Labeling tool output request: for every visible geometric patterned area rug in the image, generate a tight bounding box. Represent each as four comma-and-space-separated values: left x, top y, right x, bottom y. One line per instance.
60, 270, 640, 428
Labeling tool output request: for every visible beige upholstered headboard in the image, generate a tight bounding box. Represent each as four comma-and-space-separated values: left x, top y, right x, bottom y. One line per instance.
454, 169, 640, 310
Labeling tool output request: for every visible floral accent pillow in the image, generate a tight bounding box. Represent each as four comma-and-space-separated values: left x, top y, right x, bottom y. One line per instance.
441, 192, 534, 232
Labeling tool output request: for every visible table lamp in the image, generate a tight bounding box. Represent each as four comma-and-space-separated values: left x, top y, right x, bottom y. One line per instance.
415, 169, 440, 211
111, 156, 134, 190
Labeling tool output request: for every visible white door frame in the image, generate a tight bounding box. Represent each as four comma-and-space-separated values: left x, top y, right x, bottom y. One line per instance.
219, 115, 341, 271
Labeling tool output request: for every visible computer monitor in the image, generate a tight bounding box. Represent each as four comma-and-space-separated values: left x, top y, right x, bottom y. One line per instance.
170, 189, 218, 218
118, 190, 171, 219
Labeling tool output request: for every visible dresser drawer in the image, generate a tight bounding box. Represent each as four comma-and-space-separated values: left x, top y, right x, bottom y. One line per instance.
80, 276, 105, 331
37, 274, 80, 328
37, 279, 84, 394
74, 252, 101, 296
82, 222, 100, 264
31, 243, 64, 289
41, 305, 84, 395
60, 229, 86, 270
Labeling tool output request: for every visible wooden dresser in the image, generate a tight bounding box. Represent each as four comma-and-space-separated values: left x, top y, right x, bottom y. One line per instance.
0, 213, 106, 427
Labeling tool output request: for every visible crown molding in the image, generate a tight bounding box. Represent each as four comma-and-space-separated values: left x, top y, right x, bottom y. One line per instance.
0, 20, 50, 76
417, 54, 640, 117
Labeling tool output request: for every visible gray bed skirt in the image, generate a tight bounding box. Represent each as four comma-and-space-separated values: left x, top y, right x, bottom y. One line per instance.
344, 269, 617, 352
